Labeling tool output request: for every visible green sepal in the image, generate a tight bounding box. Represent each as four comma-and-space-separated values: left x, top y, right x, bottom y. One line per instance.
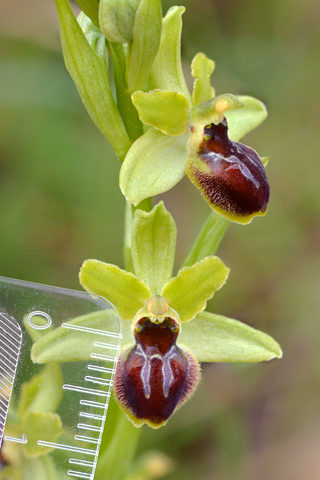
99, 0, 140, 43
120, 128, 189, 205
179, 311, 283, 362
79, 260, 151, 320
18, 364, 63, 416
74, 0, 99, 27
191, 52, 215, 106
22, 411, 62, 458
127, 0, 162, 92
53, 0, 131, 161
183, 212, 229, 267
131, 202, 177, 294
151, 6, 190, 99
131, 89, 190, 135
225, 95, 268, 142
122, 320, 134, 348
31, 311, 127, 363
161, 256, 230, 323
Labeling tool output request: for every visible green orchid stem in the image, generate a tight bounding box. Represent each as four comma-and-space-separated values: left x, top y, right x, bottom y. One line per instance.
96, 398, 141, 480
123, 198, 153, 272
182, 211, 230, 267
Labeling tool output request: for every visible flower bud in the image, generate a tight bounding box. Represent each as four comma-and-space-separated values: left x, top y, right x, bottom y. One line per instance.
114, 316, 200, 428
99, 0, 140, 43
186, 119, 270, 224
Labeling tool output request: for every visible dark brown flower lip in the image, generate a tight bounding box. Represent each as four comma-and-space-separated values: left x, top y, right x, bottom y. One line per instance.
186, 118, 270, 223
134, 317, 180, 355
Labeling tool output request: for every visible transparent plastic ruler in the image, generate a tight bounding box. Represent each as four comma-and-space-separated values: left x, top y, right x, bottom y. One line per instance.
0, 276, 122, 479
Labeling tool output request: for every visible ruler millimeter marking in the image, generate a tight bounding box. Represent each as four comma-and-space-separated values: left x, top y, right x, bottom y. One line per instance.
0, 275, 122, 480
0, 313, 22, 446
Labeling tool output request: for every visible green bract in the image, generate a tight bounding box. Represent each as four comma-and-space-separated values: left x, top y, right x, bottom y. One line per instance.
54, 0, 131, 161
99, 0, 140, 43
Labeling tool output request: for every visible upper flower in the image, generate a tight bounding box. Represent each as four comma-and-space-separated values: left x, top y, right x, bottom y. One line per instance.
118, 6, 270, 224
78, 202, 282, 428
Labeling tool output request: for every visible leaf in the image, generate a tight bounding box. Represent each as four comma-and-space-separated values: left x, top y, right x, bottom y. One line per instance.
79, 260, 151, 320
151, 6, 190, 99
179, 311, 283, 362
225, 95, 268, 142
191, 52, 215, 106
132, 202, 177, 294
99, 0, 140, 43
161, 256, 230, 322
54, 0, 131, 161
132, 89, 190, 135
183, 212, 229, 267
32, 311, 125, 363
22, 411, 62, 458
120, 128, 189, 205
127, 0, 162, 92
18, 364, 63, 416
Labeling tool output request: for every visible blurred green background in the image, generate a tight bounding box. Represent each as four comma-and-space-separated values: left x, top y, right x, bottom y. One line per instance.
1, 0, 320, 478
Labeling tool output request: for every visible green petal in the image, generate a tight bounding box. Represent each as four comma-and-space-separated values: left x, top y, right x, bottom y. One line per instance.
179, 311, 282, 362
131, 89, 190, 135
225, 95, 268, 142
79, 260, 151, 321
120, 128, 189, 205
191, 52, 215, 106
18, 364, 63, 416
54, 0, 131, 161
183, 212, 229, 267
132, 202, 177, 294
99, 0, 140, 43
22, 411, 62, 458
31, 311, 128, 363
151, 6, 190, 99
161, 256, 230, 323
127, 0, 162, 92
